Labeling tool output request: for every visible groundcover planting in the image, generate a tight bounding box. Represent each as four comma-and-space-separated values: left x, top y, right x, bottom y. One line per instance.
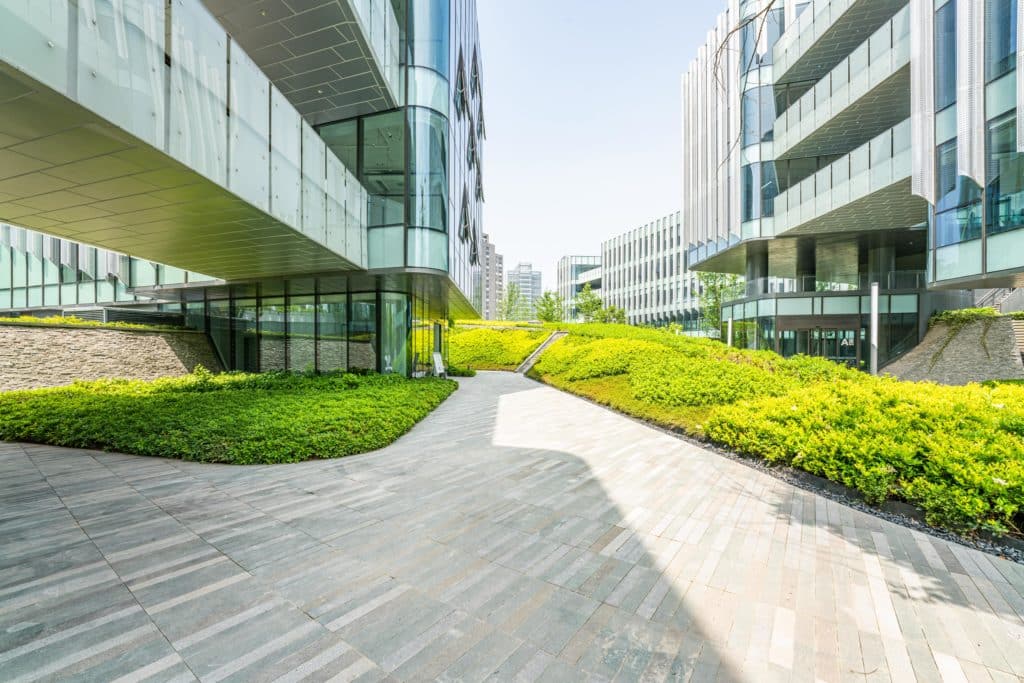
448, 326, 549, 371
522, 323, 1024, 537
0, 369, 457, 465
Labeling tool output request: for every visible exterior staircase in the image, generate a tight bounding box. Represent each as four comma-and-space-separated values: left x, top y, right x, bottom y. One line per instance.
516, 331, 567, 374
1013, 319, 1024, 362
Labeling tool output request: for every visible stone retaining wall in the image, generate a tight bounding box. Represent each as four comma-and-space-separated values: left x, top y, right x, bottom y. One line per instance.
0, 325, 223, 392
884, 318, 1024, 385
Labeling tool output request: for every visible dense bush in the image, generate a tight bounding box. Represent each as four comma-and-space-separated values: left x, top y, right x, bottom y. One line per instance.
448, 327, 549, 370
705, 379, 1024, 535
0, 369, 457, 465
530, 322, 1024, 537
929, 307, 1001, 327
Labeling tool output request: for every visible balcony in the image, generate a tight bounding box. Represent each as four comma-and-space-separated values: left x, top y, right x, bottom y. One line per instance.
203, 0, 401, 124
773, 0, 908, 88
0, 0, 368, 280
774, 5, 909, 162
772, 119, 927, 237
743, 270, 925, 298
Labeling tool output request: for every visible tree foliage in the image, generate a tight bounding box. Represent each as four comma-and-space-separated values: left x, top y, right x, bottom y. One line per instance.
696, 272, 743, 335
500, 282, 525, 321
534, 290, 565, 323
574, 283, 603, 323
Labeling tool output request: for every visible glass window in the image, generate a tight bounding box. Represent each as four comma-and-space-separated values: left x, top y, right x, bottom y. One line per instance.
317, 293, 347, 372
409, 108, 448, 232
233, 299, 258, 373
935, 2, 956, 110
363, 109, 405, 229
259, 297, 286, 372
986, 112, 1024, 236
380, 293, 409, 375
935, 139, 984, 246
349, 293, 377, 371
741, 89, 759, 147
742, 163, 760, 222
758, 85, 776, 143
207, 300, 231, 369
985, 0, 1017, 82
287, 296, 316, 373
761, 162, 779, 218
410, 0, 450, 76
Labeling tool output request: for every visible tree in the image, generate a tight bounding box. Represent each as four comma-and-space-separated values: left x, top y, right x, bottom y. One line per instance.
534, 290, 565, 323
500, 282, 524, 321
574, 283, 603, 322
697, 272, 743, 336
596, 305, 626, 325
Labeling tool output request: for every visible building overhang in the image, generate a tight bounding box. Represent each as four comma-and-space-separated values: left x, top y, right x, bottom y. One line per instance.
202, 0, 400, 125
774, 0, 907, 88
775, 66, 910, 166
135, 268, 477, 320
0, 64, 360, 281
776, 178, 927, 238
929, 268, 1024, 291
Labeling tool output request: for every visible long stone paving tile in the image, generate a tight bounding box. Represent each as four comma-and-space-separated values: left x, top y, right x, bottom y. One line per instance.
3, 372, 1024, 681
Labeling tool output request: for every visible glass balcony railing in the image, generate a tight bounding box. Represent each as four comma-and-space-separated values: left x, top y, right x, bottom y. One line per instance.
773, 119, 912, 235
349, 0, 401, 101
774, 5, 909, 157
0, 0, 369, 268
774, 0, 856, 80
743, 271, 925, 298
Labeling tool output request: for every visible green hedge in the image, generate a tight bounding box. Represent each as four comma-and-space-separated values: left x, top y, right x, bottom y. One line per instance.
0, 315, 183, 332
531, 323, 1024, 536
0, 369, 457, 464
448, 327, 549, 371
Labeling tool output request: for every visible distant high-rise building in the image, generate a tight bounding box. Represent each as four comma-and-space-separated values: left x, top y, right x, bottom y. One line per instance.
506, 263, 542, 320
482, 233, 504, 320
557, 256, 601, 321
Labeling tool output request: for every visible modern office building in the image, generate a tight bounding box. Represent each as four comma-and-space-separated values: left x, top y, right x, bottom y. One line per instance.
481, 232, 503, 320
0, 0, 485, 376
602, 211, 700, 326
556, 255, 601, 320
680, 0, 1024, 367
506, 262, 542, 320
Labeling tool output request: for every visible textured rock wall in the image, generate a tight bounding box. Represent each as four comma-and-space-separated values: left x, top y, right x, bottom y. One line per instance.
0, 325, 223, 391
884, 318, 1024, 385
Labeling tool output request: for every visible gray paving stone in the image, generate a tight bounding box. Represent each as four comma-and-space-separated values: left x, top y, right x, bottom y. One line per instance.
1, 372, 1022, 681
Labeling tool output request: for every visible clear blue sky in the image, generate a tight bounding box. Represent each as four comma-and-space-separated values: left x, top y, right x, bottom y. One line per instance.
477, 0, 726, 292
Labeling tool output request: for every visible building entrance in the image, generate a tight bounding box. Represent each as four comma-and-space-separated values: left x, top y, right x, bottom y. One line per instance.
775, 315, 862, 368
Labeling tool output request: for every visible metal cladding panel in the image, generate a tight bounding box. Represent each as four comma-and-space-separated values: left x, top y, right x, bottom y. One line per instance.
956, 0, 985, 188
909, 0, 936, 205
1018, 0, 1024, 151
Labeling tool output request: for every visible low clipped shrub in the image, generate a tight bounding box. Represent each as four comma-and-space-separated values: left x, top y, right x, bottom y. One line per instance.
930, 307, 1000, 327
0, 314, 183, 331
0, 369, 457, 464
704, 379, 1024, 535
448, 327, 549, 370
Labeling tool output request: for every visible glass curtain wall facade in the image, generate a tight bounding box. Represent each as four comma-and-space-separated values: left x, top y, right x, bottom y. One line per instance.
921, 0, 1024, 287
556, 255, 601, 321
0, 0, 486, 376
601, 212, 699, 327
683, 0, 980, 367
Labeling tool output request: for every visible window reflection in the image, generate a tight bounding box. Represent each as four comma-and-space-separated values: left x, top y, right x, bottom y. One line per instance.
986, 112, 1024, 237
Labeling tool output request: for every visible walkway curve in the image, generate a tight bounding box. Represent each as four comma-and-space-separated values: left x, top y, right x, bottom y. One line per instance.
1, 372, 1022, 682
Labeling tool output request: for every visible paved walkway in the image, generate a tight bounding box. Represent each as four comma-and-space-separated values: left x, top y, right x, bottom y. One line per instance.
1, 373, 1023, 682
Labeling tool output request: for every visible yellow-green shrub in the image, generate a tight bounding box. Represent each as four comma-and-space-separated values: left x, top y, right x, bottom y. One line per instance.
448, 328, 548, 370
704, 379, 1024, 534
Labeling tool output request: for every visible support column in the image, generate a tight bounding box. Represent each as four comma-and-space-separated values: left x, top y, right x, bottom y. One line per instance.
796, 239, 816, 293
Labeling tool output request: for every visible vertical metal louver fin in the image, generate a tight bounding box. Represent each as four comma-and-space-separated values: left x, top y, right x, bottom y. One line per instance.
956, 0, 985, 188
910, 0, 936, 205
1017, 0, 1024, 151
